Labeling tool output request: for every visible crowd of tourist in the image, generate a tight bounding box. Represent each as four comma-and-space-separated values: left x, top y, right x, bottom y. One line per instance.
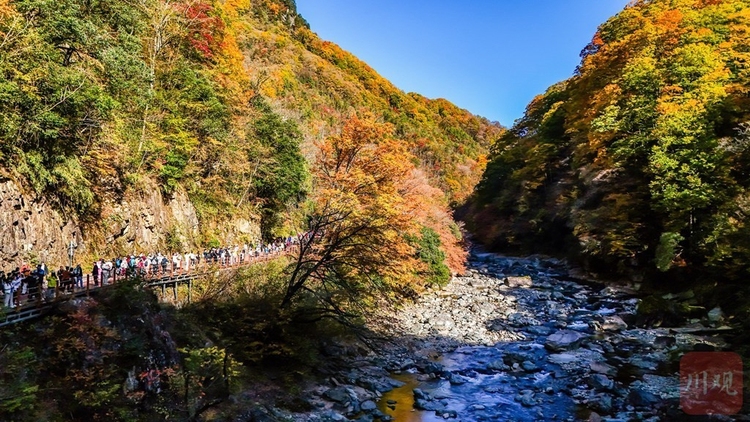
1, 235, 306, 310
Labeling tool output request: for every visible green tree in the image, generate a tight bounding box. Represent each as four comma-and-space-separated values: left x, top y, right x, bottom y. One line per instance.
249, 98, 307, 238
411, 226, 451, 287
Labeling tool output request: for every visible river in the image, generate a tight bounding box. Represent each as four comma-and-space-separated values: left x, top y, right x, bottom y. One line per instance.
294, 248, 745, 421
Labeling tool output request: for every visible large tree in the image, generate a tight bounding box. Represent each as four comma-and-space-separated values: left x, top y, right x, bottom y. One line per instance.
280, 114, 421, 318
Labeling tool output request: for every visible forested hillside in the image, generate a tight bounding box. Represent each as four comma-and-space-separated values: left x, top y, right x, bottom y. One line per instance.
0, 1, 506, 419
466, 0, 750, 284
0, 0, 502, 267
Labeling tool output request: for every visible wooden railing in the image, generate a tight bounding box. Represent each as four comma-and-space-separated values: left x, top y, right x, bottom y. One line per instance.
0, 247, 296, 328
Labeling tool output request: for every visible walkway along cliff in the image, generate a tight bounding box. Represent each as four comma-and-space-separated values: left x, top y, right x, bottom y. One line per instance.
0, 246, 296, 327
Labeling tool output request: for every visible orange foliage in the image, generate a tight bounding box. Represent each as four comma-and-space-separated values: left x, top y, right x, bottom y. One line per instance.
402, 168, 467, 273
0, 0, 14, 19
288, 113, 468, 305
656, 9, 685, 47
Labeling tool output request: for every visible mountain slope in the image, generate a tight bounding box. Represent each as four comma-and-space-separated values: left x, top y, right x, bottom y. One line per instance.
0, 0, 503, 267
466, 0, 750, 283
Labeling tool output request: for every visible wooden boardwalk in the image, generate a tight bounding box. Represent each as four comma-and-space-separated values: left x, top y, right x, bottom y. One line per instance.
0, 250, 291, 328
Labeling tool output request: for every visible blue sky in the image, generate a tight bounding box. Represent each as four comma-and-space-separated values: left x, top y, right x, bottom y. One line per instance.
296, 1, 631, 126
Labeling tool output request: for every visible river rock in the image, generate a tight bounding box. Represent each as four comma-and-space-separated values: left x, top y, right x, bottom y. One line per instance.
708, 307, 724, 323
589, 361, 617, 376
600, 315, 628, 331
506, 275, 533, 288
321, 410, 348, 421
414, 398, 444, 412
589, 393, 613, 414
662, 290, 694, 301
545, 330, 587, 351
439, 410, 458, 419
324, 386, 358, 405
447, 373, 470, 385
508, 312, 540, 327
360, 400, 377, 411
310, 248, 742, 422
628, 388, 660, 407
413, 388, 431, 401
398, 359, 415, 370
548, 353, 578, 365
516, 390, 537, 407
587, 411, 602, 422
525, 325, 553, 336
588, 374, 614, 391
433, 314, 455, 328
486, 359, 510, 371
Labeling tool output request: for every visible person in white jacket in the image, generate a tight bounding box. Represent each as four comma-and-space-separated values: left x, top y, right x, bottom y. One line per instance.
3, 276, 13, 308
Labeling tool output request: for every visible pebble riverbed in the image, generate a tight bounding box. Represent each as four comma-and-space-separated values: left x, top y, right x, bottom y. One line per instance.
247, 248, 747, 422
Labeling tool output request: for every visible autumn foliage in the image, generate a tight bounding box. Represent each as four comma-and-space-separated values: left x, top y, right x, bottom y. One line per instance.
467, 0, 750, 285
281, 114, 465, 314
0, 0, 497, 262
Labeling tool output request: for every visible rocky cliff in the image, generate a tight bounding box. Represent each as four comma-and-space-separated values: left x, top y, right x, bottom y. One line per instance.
0, 176, 259, 269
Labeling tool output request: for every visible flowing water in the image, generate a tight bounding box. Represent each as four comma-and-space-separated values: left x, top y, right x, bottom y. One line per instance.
367, 249, 740, 421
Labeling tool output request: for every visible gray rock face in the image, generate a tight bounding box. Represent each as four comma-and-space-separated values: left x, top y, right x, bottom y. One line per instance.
103, 182, 201, 253
0, 179, 80, 268
545, 330, 587, 351
0, 177, 259, 269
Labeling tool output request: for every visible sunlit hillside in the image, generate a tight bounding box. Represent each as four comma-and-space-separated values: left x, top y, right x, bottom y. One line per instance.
466, 0, 750, 284
0, 0, 503, 263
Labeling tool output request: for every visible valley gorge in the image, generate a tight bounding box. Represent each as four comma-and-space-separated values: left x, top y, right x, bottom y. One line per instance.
2, 0, 750, 421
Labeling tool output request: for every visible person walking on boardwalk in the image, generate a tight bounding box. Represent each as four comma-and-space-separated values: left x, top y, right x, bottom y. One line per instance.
46, 270, 57, 301
101, 260, 112, 285
11, 272, 22, 308
2, 274, 12, 308
74, 264, 83, 288
92, 260, 99, 286
172, 253, 181, 273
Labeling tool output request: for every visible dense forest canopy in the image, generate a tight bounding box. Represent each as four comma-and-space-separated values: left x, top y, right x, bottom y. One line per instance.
467, 0, 750, 284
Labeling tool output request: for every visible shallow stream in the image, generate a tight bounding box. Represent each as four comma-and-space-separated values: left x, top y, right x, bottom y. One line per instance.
367, 250, 739, 421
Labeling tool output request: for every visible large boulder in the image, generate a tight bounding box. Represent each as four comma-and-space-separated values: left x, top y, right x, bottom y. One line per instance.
600, 315, 628, 331
545, 330, 587, 351
323, 386, 358, 405
506, 276, 533, 288
587, 374, 614, 391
